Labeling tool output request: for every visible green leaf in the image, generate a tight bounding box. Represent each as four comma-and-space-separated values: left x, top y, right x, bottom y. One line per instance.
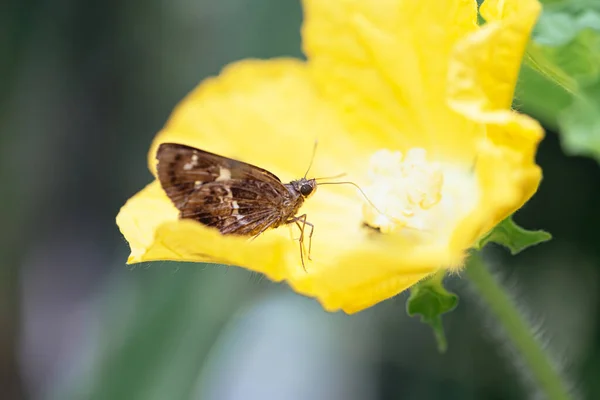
519, 0, 600, 163
475, 216, 552, 255
530, 25, 600, 87
406, 271, 458, 353
559, 81, 600, 162
515, 64, 572, 132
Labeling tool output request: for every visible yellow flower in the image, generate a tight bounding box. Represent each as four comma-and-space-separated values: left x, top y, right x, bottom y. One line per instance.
116, 0, 544, 313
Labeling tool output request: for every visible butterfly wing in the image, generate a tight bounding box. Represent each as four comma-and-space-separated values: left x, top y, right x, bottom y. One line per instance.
156, 143, 293, 235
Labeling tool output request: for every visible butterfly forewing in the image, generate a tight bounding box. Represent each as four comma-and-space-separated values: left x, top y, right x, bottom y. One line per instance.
156, 143, 298, 236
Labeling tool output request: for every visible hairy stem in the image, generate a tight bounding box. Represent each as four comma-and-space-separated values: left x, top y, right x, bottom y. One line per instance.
466, 253, 572, 400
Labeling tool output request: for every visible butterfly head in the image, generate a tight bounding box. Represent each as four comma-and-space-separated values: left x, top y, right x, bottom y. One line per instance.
291, 178, 317, 198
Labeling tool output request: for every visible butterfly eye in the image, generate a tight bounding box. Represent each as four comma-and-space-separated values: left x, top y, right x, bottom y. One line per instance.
300, 184, 313, 196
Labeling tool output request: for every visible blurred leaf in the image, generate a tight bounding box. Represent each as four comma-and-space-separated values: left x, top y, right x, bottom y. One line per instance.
51, 264, 261, 400
515, 64, 571, 132
475, 216, 552, 255
406, 271, 458, 353
524, 43, 578, 98
528, 15, 600, 89
520, 0, 600, 163
559, 81, 600, 162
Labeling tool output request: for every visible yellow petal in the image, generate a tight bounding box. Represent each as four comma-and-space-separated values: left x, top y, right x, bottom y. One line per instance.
147, 58, 366, 182
302, 0, 480, 160
116, 181, 293, 281
480, 0, 541, 24
286, 185, 463, 313
446, 0, 544, 258
448, 0, 542, 115
449, 119, 543, 256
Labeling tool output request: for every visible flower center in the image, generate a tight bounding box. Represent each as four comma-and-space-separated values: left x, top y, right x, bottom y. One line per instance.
362, 148, 478, 243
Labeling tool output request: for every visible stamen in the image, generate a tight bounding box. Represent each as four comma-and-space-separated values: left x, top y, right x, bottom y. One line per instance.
362, 148, 444, 234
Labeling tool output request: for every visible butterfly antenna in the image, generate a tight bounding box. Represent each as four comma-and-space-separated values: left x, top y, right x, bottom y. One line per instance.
317, 180, 425, 233
303, 140, 318, 179
317, 181, 388, 219
315, 172, 347, 181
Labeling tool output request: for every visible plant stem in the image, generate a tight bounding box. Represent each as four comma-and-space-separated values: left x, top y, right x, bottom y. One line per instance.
466, 253, 572, 400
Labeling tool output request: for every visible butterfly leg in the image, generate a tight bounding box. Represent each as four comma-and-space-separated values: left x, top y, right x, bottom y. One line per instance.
295, 221, 306, 271
284, 219, 305, 270
289, 214, 314, 265
300, 215, 315, 261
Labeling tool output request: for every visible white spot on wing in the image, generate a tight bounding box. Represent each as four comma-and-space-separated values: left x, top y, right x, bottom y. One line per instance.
231, 200, 240, 215
215, 167, 232, 182
183, 154, 200, 171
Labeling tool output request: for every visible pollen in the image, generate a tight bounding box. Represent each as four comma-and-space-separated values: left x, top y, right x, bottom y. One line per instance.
362, 148, 478, 242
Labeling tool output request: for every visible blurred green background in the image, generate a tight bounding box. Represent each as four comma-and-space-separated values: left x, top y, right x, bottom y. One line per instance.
1, 0, 599, 399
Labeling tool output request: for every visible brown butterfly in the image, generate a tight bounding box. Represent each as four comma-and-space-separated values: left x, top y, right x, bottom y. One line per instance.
156, 143, 317, 268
